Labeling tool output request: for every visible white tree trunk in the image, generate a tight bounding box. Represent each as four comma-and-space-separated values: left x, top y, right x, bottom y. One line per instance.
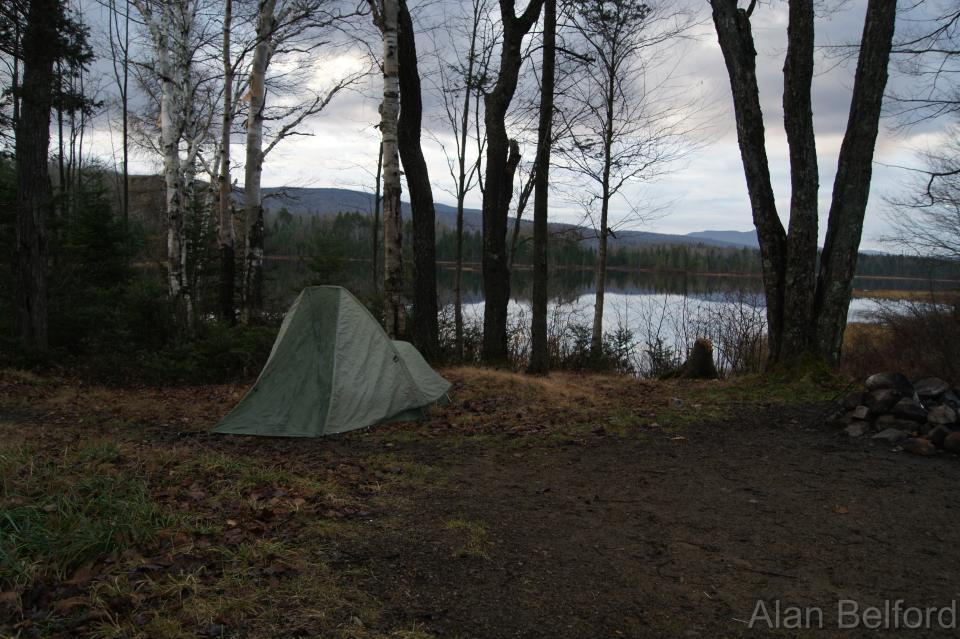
242, 0, 276, 322
380, 0, 404, 337
135, 0, 196, 325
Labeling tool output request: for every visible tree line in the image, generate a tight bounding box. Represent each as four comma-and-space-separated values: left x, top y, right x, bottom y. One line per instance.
3, 0, 954, 374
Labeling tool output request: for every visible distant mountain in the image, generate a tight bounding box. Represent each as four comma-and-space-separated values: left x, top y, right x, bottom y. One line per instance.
261, 187, 487, 233
260, 186, 763, 250
685, 230, 759, 249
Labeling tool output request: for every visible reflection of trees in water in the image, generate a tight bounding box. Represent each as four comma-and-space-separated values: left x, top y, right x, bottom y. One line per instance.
266, 259, 953, 311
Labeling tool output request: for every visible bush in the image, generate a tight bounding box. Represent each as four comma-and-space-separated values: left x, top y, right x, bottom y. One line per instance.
842, 295, 960, 383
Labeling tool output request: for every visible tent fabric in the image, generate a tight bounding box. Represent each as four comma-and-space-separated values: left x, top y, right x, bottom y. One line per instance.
213, 286, 451, 437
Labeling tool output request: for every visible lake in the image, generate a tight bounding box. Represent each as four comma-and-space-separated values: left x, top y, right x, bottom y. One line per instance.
265, 258, 956, 373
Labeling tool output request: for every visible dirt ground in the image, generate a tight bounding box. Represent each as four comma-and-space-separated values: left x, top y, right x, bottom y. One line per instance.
1, 367, 958, 638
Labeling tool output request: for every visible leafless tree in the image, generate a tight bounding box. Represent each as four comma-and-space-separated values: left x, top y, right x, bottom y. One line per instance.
710, 0, 897, 365
431, 0, 494, 358
558, 0, 699, 358
241, 0, 368, 321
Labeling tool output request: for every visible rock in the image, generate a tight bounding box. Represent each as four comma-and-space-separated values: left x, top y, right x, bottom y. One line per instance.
928, 405, 958, 426
944, 432, 960, 454
875, 414, 922, 432
873, 428, 909, 444
901, 437, 938, 456
865, 372, 913, 395
845, 422, 867, 438
943, 389, 960, 410
914, 377, 950, 399
891, 398, 927, 422
841, 391, 865, 411
929, 424, 958, 448
851, 405, 871, 420
864, 388, 902, 414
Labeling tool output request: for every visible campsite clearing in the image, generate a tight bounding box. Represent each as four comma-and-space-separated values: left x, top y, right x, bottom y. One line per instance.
1, 367, 958, 638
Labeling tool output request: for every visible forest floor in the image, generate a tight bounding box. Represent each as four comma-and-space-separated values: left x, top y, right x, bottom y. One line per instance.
1, 367, 958, 638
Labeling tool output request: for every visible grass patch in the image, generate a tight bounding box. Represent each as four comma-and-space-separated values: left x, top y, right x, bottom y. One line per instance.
0, 472, 170, 590
444, 519, 490, 559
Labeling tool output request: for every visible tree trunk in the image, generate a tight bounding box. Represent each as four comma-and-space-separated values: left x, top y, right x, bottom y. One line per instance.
14, 0, 59, 354
480, 0, 545, 365
590, 53, 619, 360
159, 34, 185, 308
590, 205, 609, 358
781, 0, 819, 357
508, 172, 535, 271
814, 0, 896, 361
397, 0, 439, 359
219, 0, 236, 324
527, 0, 555, 376
710, 0, 788, 365
121, 0, 130, 233
453, 1, 481, 361
710, 0, 896, 367
372, 140, 382, 291
242, 0, 276, 322
380, 0, 405, 337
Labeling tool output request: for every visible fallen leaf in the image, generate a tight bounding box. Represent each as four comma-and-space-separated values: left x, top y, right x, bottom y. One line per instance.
834, 505, 849, 514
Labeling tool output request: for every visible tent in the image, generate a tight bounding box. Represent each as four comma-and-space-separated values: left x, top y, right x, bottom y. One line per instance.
214, 286, 451, 437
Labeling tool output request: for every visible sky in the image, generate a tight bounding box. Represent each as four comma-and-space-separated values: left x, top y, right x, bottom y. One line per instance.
81, 0, 954, 251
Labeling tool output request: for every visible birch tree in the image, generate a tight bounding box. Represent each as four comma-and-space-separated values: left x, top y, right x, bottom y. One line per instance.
241, 0, 367, 320
370, 0, 404, 337
132, 0, 217, 326
219, 0, 236, 323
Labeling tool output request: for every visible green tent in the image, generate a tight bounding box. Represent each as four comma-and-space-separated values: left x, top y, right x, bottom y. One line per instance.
214, 286, 451, 437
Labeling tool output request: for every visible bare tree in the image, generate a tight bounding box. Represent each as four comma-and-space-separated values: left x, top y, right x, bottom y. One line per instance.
526, 0, 555, 375
432, 0, 493, 358
241, 0, 366, 320
397, 0, 439, 358
887, 1, 960, 126
710, 0, 897, 365
559, 0, 698, 359
481, 0, 545, 365
133, 0, 219, 327
107, 0, 132, 231
885, 131, 960, 258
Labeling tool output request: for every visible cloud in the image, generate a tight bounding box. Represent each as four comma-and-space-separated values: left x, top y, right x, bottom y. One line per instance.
72, 0, 956, 251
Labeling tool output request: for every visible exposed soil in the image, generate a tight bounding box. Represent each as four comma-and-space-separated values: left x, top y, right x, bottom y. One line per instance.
348, 406, 960, 638
1, 368, 958, 638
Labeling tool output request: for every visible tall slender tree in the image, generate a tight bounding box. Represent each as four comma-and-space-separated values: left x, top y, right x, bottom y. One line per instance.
527, 0, 555, 375
370, 0, 404, 337
397, 0, 439, 359
219, 0, 236, 323
481, 0, 545, 365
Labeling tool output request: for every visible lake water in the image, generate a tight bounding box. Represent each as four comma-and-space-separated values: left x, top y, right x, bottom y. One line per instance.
266, 259, 947, 373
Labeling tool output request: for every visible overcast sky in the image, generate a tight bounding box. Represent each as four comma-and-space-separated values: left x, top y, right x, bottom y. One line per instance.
82, 0, 952, 250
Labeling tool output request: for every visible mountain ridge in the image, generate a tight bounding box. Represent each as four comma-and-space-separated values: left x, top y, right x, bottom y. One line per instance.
261, 186, 758, 250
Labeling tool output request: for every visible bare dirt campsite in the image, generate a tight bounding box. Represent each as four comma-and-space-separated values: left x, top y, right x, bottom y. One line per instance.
2, 368, 958, 638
